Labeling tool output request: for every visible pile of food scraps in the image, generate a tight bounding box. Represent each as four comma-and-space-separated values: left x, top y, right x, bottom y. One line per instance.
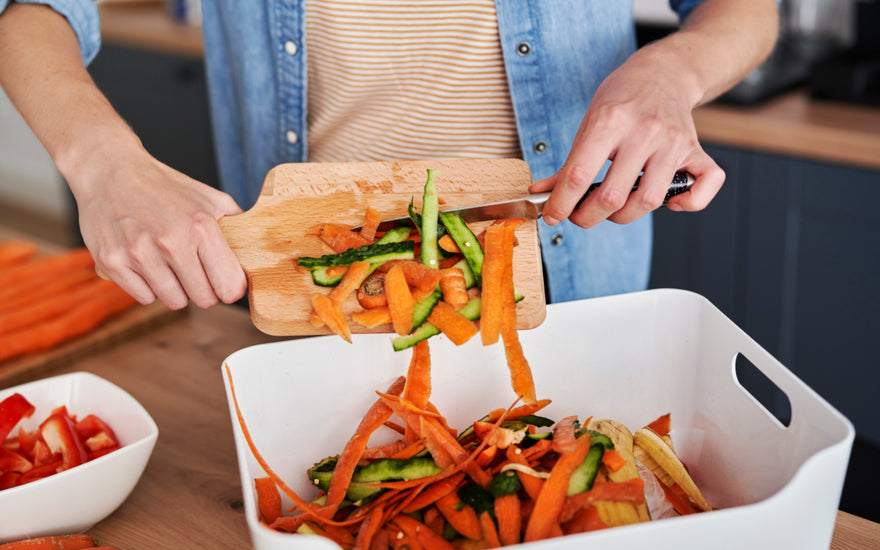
228, 169, 713, 548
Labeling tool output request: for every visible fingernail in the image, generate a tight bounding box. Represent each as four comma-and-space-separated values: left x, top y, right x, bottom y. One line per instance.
543, 215, 559, 225
667, 203, 683, 212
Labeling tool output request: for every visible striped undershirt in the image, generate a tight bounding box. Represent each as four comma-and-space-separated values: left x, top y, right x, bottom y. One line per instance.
304, 0, 521, 162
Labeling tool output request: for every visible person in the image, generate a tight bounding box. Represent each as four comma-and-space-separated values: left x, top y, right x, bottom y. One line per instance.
0, 0, 779, 311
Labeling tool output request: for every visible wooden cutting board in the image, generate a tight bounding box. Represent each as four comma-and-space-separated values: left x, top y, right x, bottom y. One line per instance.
219, 158, 547, 336
0, 227, 185, 389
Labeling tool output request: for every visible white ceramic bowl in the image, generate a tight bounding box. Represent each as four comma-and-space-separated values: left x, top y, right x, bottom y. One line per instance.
0, 372, 158, 543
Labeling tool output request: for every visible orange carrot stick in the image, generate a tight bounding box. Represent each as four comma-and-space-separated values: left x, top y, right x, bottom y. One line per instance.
351, 307, 393, 328
354, 502, 385, 550
479, 225, 505, 345
562, 505, 607, 534
486, 399, 552, 422
494, 493, 522, 547
523, 434, 592, 542
360, 206, 383, 242
254, 477, 282, 524
392, 514, 456, 550
437, 234, 460, 254
646, 413, 672, 436
401, 472, 466, 513
0, 240, 38, 269
479, 510, 501, 549
600, 448, 628, 473
311, 293, 351, 342
499, 225, 536, 405
438, 267, 469, 309
0, 282, 136, 362
426, 301, 479, 346
402, 340, 432, 410
326, 377, 406, 508
435, 491, 482, 540
384, 264, 414, 336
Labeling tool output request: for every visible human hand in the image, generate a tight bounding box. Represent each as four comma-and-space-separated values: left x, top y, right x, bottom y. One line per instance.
69, 142, 247, 310
529, 42, 725, 228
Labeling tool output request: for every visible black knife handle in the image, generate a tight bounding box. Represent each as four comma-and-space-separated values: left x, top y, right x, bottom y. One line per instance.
577, 171, 694, 209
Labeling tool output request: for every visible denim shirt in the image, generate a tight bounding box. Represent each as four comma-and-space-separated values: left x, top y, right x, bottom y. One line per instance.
3, 0, 704, 303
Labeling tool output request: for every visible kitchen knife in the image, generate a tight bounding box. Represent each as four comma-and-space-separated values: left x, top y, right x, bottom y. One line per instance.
371, 170, 695, 231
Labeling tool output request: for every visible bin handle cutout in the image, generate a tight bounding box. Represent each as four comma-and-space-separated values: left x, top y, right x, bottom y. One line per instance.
734, 353, 792, 428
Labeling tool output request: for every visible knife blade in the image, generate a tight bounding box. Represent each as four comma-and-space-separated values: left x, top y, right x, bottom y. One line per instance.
370, 171, 694, 231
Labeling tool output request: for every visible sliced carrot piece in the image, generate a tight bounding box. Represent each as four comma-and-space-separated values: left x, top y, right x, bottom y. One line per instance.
494, 493, 522, 547
360, 206, 383, 242
426, 301, 479, 346
601, 448, 628, 472
486, 399, 552, 422
438, 267, 469, 309
560, 478, 646, 523
393, 514, 457, 550
646, 413, 671, 437
386, 260, 442, 294
435, 491, 482, 540
311, 293, 351, 342
357, 273, 387, 309
326, 377, 405, 508
479, 225, 505, 345
351, 307, 393, 328
402, 340, 432, 410
401, 472, 466, 513
504, 445, 545, 501
499, 225, 536, 405
480, 510, 501, 549
437, 234, 460, 254
384, 264, 414, 336
562, 504, 607, 534
254, 477, 282, 524
330, 229, 373, 253
523, 434, 592, 542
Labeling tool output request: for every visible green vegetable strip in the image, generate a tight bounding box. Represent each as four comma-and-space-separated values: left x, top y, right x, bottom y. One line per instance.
296, 240, 415, 270
420, 169, 440, 268
439, 211, 484, 287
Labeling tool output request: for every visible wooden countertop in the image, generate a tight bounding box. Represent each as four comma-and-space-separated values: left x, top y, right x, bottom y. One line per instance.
97, 2, 880, 171
0, 301, 873, 548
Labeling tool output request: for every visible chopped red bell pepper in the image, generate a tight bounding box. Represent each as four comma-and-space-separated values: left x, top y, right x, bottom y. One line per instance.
0, 446, 33, 473
40, 412, 88, 471
0, 393, 35, 442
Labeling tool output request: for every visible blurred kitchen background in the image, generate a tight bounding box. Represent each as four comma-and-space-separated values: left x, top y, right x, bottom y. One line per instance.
1, 0, 878, 522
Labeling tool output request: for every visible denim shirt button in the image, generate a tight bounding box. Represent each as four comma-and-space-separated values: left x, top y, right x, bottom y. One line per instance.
516, 41, 531, 56
284, 40, 299, 56
286, 130, 299, 144
551, 233, 563, 246
533, 140, 547, 154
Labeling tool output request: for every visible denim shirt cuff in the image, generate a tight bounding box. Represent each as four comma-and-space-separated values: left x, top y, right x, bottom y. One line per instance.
0, 0, 101, 66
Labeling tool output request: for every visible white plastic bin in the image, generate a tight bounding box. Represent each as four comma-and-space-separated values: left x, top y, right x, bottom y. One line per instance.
223, 289, 854, 550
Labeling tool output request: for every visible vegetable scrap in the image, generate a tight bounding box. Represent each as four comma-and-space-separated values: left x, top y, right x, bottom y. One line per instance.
0, 242, 137, 363
226, 340, 713, 549
0, 534, 118, 549
0, 392, 122, 491
296, 169, 537, 405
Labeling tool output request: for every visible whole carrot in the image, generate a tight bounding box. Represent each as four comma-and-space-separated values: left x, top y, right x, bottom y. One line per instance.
0, 534, 99, 549
0, 282, 136, 362
0, 278, 118, 335
0, 240, 38, 269
0, 248, 94, 290
0, 267, 98, 315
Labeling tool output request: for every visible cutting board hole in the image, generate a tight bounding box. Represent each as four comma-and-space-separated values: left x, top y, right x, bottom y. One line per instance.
734, 353, 792, 428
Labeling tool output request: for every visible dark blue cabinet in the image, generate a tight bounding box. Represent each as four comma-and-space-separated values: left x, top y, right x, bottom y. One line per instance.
651, 144, 880, 446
